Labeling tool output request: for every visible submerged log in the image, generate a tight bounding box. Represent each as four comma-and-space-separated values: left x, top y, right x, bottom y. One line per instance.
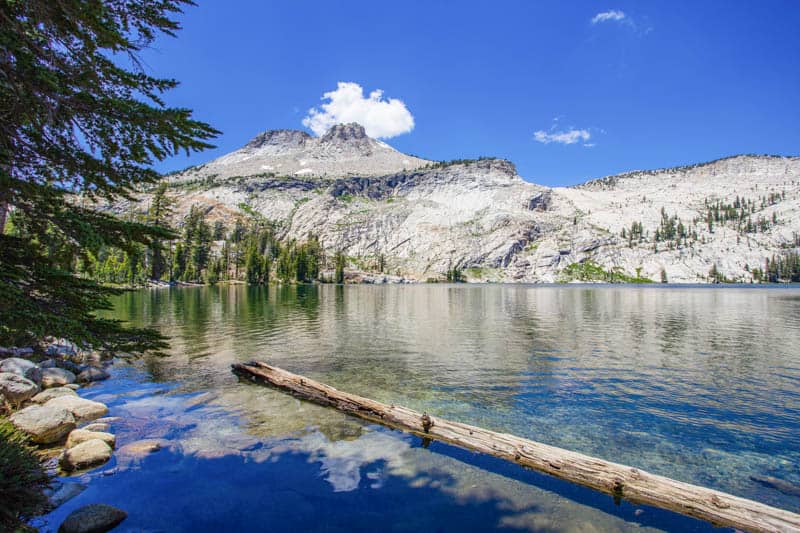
232, 361, 800, 533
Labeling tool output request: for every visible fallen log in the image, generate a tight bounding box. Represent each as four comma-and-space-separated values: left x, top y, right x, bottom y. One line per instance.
232, 361, 800, 533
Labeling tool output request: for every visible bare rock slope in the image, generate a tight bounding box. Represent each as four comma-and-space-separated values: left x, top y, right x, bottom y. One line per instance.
153, 124, 800, 283
168, 123, 430, 184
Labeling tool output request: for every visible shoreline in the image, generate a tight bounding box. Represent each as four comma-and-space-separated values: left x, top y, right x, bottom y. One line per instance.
1, 341, 133, 531
105, 276, 800, 291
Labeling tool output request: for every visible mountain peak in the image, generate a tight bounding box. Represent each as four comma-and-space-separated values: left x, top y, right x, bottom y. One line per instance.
169, 123, 431, 182
245, 129, 312, 150
320, 123, 368, 143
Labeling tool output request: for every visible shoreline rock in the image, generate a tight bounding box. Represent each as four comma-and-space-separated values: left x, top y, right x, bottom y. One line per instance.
0, 371, 39, 406
77, 367, 110, 383
2, 342, 125, 528
32, 386, 78, 404
0, 357, 43, 385
59, 438, 113, 471
42, 367, 77, 388
58, 504, 127, 533
44, 395, 109, 424
10, 404, 76, 444
66, 429, 116, 449
80, 422, 111, 432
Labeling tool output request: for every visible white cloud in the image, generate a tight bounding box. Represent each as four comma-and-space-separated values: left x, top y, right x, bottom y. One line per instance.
591, 10, 626, 24
302, 82, 415, 139
534, 128, 592, 145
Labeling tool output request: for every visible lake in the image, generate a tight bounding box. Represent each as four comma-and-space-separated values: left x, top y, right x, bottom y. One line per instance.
38, 284, 800, 532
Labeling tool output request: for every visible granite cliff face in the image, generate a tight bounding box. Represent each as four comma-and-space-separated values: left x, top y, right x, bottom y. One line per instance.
148, 124, 800, 283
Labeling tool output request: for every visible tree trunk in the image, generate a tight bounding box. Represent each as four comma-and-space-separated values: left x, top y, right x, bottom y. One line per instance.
0, 201, 7, 233
232, 361, 800, 533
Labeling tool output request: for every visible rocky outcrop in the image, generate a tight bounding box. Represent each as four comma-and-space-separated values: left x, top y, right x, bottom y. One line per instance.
244, 129, 311, 151
10, 404, 76, 444
58, 503, 127, 533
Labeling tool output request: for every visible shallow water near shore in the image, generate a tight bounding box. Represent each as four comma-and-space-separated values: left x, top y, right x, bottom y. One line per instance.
36, 284, 800, 532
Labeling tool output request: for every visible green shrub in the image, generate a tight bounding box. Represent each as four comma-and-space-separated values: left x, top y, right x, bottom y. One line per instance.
559, 260, 652, 283
0, 418, 51, 530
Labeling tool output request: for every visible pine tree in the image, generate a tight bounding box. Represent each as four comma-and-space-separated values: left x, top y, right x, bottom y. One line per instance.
334, 252, 346, 284
244, 240, 271, 285
172, 243, 186, 283
0, 1, 217, 351
212, 220, 225, 240
148, 183, 174, 280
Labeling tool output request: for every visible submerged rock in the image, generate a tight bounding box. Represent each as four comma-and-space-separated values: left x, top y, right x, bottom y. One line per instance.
58, 503, 127, 533
32, 386, 78, 404
46, 481, 86, 508
0, 371, 39, 405
118, 439, 165, 457
45, 395, 108, 423
10, 404, 76, 444
116, 439, 172, 470
59, 438, 113, 471
42, 367, 77, 388
93, 416, 121, 425
66, 429, 116, 449
750, 475, 800, 496
0, 357, 42, 385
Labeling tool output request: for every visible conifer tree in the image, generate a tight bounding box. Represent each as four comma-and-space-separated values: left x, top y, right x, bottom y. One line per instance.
0, 1, 218, 350
334, 252, 346, 284
148, 183, 174, 280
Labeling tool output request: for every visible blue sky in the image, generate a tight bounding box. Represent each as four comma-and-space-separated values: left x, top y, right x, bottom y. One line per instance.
145, 1, 800, 186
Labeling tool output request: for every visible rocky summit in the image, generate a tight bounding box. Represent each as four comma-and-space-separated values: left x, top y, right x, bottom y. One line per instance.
166, 122, 430, 184
135, 123, 799, 283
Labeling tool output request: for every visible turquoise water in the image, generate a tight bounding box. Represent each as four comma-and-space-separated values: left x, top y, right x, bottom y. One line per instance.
37, 284, 800, 531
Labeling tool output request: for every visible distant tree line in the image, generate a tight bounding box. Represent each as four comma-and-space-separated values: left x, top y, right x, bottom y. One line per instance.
618, 191, 791, 255
7, 183, 352, 287
750, 253, 800, 283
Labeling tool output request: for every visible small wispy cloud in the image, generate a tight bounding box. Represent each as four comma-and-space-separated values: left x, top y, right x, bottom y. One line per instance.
534, 126, 592, 146
591, 9, 627, 24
